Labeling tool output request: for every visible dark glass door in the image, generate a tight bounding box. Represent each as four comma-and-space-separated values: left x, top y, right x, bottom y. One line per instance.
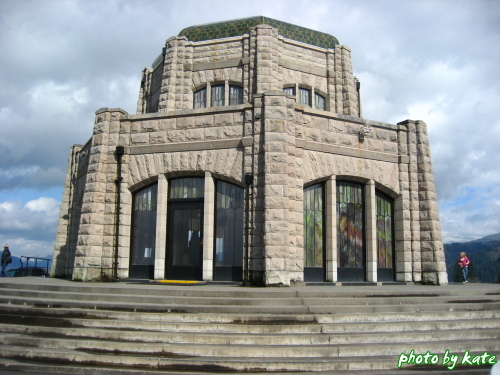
166, 202, 203, 280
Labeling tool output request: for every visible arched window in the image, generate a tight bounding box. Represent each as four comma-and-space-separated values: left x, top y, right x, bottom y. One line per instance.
337, 181, 365, 281
303, 183, 325, 281
376, 191, 395, 281
130, 184, 158, 279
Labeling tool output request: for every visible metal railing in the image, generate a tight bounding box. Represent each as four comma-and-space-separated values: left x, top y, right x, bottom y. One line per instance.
19, 256, 52, 277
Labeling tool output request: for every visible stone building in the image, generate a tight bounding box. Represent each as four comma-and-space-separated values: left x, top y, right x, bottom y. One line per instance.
51, 16, 447, 285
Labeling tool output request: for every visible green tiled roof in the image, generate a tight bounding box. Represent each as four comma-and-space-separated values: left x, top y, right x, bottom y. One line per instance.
178, 16, 339, 49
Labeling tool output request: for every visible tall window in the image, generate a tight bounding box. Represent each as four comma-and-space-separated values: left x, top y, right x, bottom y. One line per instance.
299, 88, 310, 106
211, 85, 225, 107
130, 184, 158, 278
315, 93, 326, 111
214, 181, 244, 280
376, 191, 394, 280
304, 184, 324, 278
337, 181, 365, 275
194, 88, 207, 109
229, 85, 243, 105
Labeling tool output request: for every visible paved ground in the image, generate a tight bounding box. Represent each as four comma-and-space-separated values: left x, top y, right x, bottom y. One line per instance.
1, 276, 499, 294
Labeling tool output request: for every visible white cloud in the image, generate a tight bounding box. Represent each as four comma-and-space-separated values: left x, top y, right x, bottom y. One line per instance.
0, 198, 60, 256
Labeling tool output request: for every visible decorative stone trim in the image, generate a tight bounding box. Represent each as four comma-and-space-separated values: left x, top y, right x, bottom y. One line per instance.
296, 139, 399, 163
127, 137, 253, 155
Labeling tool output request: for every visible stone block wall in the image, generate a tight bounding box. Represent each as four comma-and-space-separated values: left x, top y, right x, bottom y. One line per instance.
52, 20, 446, 285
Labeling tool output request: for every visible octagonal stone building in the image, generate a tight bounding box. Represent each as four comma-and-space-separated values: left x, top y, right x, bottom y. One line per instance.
51, 16, 447, 285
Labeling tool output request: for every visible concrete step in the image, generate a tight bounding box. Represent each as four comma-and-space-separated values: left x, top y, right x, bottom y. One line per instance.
0, 279, 498, 374
1, 321, 498, 347
0, 358, 494, 375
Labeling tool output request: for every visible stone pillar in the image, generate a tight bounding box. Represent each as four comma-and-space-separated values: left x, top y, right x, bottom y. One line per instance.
333, 45, 360, 117
203, 172, 215, 281
158, 37, 188, 112
154, 175, 168, 280
52, 145, 82, 278
251, 24, 280, 94
72, 108, 127, 281
365, 180, 377, 282
398, 120, 446, 285
415, 121, 447, 285
261, 90, 301, 286
325, 176, 337, 282
396, 122, 413, 282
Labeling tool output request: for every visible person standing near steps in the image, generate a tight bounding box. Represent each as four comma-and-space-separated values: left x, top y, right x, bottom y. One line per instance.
1, 244, 12, 277
457, 251, 470, 283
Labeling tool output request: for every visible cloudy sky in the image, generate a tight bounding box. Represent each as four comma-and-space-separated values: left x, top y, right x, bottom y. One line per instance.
0, 0, 499, 258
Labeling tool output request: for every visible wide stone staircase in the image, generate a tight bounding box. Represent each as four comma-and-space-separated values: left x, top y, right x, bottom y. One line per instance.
0, 278, 498, 374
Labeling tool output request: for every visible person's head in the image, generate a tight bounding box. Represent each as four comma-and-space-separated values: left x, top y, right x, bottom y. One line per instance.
3, 244, 8, 250
460, 252, 467, 257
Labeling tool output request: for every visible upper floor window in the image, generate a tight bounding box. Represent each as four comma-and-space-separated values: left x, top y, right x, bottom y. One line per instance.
211, 85, 225, 107
283, 87, 296, 96
229, 85, 243, 105
194, 88, 207, 109
299, 88, 310, 106
315, 93, 326, 111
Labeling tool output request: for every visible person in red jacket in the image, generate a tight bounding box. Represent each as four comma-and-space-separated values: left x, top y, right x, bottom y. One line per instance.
458, 252, 470, 283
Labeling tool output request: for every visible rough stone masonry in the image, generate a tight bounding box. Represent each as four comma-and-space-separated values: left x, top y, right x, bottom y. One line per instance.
52, 16, 447, 285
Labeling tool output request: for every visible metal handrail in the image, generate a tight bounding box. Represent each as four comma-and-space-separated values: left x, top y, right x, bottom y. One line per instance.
19, 256, 52, 276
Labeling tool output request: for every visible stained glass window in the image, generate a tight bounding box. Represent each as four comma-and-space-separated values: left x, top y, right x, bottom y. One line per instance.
215, 181, 244, 267
169, 178, 204, 199
130, 184, 158, 266
194, 88, 207, 109
376, 192, 394, 268
211, 85, 225, 107
229, 85, 243, 105
337, 181, 364, 268
303, 184, 324, 268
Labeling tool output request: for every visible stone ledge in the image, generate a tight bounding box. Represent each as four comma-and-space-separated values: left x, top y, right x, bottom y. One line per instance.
297, 139, 399, 163
127, 137, 254, 155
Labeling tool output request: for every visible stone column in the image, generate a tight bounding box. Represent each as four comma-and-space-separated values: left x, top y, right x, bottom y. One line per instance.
158, 37, 188, 112
365, 180, 377, 282
396, 122, 413, 282
203, 172, 215, 281
261, 90, 301, 286
325, 176, 337, 282
415, 121, 447, 285
52, 145, 82, 278
154, 175, 168, 280
333, 45, 359, 117
72, 108, 127, 281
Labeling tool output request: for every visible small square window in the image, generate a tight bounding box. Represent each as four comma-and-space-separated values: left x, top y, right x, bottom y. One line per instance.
211, 85, 225, 107
315, 93, 326, 111
194, 88, 207, 109
283, 87, 295, 96
229, 85, 243, 105
299, 88, 310, 106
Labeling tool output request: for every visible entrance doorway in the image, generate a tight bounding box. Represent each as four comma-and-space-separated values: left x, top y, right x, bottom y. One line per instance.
166, 201, 203, 280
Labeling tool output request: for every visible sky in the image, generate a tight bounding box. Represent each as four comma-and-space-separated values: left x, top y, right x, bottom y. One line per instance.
0, 0, 499, 258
